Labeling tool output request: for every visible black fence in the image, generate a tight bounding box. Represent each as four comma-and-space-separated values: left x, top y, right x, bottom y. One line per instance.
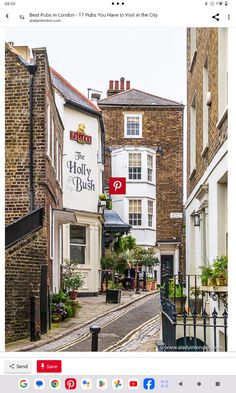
159, 273, 228, 352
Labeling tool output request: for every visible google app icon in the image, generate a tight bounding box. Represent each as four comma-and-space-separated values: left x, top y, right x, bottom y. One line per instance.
18, 378, 29, 389
50, 379, 61, 389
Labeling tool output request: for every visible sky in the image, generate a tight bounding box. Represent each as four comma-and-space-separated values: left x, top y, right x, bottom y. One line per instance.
5, 27, 187, 104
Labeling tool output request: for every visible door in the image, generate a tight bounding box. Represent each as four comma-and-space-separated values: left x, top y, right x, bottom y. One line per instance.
161, 255, 174, 284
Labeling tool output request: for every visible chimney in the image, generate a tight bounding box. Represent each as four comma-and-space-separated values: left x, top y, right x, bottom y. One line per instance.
13, 46, 31, 63
107, 77, 131, 97
91, 93, 101, 104
126, 80, 131, 90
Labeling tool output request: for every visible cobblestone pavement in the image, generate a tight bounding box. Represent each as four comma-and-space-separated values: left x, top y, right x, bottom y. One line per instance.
6, 290, 157, 352
59, 293, 161, 352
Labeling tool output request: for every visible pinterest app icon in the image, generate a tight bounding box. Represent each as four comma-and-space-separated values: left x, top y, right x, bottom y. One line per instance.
65, 378, 77, 390
109, 177, 126, 195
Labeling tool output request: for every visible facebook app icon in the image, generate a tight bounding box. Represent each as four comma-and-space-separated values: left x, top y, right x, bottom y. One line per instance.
143, 378, 155, 390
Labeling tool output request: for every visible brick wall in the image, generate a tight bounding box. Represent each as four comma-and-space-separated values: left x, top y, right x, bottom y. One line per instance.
187, 28, 228, 197
100, 106, 184, 242
5, 44, 64, 341
5, 228, 46, 343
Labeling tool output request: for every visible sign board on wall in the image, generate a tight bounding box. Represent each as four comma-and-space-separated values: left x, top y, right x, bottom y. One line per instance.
70, 123, 92, 144
170, 212, 183, 219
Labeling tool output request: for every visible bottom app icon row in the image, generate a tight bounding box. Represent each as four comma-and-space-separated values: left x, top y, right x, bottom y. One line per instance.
18, 377, 166, 390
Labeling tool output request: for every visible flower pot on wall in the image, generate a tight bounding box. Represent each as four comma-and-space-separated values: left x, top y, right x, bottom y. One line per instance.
69, 291, 78, 300
189, 298, 202, 315
169, 296, 187, 314
216, 278, 227, 286
146, 281, 152, 291
151, 281, 157, 290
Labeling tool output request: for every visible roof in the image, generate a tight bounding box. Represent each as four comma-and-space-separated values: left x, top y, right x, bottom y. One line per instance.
103, 209, 131, 233
98, 88, 183, 107
50, 67, 100, 113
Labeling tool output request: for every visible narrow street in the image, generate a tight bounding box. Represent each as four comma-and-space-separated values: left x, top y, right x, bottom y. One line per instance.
29, 292, 161, 352
60, 293, 160, 352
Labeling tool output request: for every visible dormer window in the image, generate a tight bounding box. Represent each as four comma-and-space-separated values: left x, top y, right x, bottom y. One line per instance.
124, 113, 142, 138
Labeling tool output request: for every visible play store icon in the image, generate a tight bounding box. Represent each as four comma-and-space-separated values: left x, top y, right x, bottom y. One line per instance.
96, 378, 108, 390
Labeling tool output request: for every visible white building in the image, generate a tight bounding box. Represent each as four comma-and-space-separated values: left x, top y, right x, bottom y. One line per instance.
51, 68, 104, 296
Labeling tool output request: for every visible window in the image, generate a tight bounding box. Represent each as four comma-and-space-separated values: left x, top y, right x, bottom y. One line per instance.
125, 114, 142, 137
50, 206, 53, 259
47, 103, 51, 157
218, 28, 228, 119
148, 200, 154, 227
190, 28, 197, 68
190, 94, 196, 175
70, 225, 86, 264
129, 153, 142, 180
51, 118, 55, 167
202, 57, 209, 151
129, 200, 142, 226
147, 154, 153, 182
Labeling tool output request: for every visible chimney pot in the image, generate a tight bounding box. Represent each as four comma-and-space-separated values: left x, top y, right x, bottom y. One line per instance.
126, 81, 131, 90
109, 80, 114, 90
115, 80, 119, 90
120, 77, 125, 90
91, 93, 101, 103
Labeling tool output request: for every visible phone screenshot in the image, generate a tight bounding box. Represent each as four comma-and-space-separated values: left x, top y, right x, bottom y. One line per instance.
1, 0, 236, 391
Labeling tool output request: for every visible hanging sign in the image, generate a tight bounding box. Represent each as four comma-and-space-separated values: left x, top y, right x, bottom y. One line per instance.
70, 123, 92, 144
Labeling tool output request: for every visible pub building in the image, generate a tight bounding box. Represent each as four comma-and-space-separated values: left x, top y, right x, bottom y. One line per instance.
51, 68, 105, 295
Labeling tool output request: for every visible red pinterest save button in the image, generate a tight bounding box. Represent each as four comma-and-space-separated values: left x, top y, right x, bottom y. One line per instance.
37, 360, 62, 373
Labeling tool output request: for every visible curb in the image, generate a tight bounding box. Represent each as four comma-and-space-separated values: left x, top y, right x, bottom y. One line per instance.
8, 290, 159, 352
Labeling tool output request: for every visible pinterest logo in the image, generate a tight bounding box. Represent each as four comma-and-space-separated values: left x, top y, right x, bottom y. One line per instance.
109, 177, 126, 195
65, 378, 77, 390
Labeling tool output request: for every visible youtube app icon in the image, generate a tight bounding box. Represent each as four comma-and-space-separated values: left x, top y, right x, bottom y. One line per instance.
128, 379, 139, 389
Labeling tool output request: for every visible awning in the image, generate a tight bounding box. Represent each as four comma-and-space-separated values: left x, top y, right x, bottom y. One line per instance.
53, 209, 77, 225
103, 209, 131, 236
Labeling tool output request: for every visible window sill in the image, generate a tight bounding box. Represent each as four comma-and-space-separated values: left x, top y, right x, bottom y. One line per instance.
188, 168, 196, 181
124, 135, 142, 139
131, 227, 156, 231
201, 144, 209, 157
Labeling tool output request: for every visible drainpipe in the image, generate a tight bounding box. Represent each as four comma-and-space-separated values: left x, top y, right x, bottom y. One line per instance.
27, 64, 37, 211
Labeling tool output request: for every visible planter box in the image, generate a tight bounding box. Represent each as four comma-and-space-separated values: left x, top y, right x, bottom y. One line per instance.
189, 298, 202, 315
106, 289, 121, 304
146, 282, 152, 292
151, 281, 157, 290
216, 278, 227, 286
169, 296, 187, 314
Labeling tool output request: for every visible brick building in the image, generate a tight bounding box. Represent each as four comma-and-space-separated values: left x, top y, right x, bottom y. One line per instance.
99, 79, 184, 282
5, 43, 65, 343
185, 28, 228, 350
185, 28, 228, 273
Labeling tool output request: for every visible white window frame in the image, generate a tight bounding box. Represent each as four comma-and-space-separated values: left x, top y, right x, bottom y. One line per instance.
69, 225, 87, 265
189, 28, 197, 70
148, 200, 154, 228
47, 103, 51, 157
202, 56, 209, 153
147, 154, 154, 183
50, 206, 53, 259
51, 118, 55, 167
218, 28, 228, 121
128, 152, 142, 180
124, 113, 142, 138
129, 199, 142, 227
190, 93, 196, 176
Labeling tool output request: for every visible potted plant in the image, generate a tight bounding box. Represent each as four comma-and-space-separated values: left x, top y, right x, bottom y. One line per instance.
146, 277, 153, 291
51, 302, 67, 322
189, 287, 202, 315
199, 265, 214, 286
151, 279, 157, 291
52, 314, 61, 323
99, 193, 112, 209
106, 282, 122, 304
62, 259, 84, 299
213, 256, 228, 286
168, 279, 187, 314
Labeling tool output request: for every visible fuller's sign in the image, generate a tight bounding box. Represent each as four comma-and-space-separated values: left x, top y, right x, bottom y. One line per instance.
70, 123, 92, 144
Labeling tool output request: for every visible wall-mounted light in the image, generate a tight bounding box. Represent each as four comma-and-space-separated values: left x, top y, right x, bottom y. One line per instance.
194, 211, 200, 227
156, 146, 163, 156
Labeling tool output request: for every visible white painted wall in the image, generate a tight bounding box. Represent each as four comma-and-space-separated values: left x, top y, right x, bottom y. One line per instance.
111, 146, 157, 247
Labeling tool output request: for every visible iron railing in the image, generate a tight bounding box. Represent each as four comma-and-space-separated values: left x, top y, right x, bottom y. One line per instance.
160, 273, 228, 352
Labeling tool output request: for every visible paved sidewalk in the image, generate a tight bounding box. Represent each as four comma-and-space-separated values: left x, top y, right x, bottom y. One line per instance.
6, 289, 159, 352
